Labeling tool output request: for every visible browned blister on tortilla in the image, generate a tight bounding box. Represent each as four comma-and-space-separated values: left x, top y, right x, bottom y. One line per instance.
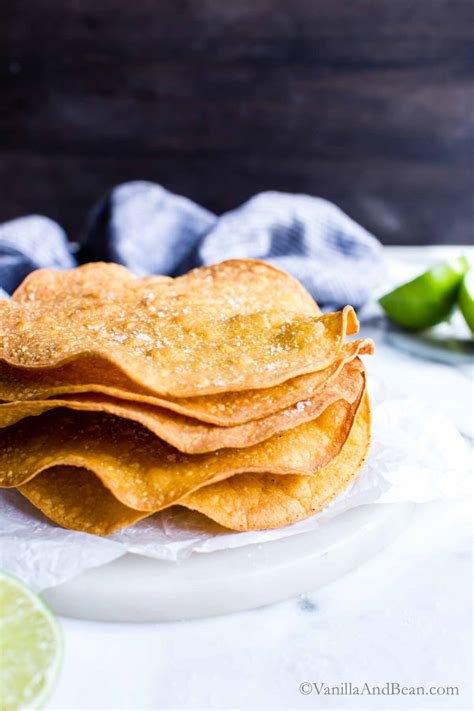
0, 359, 364, 453
0, 261, 358, 397
18, 395, 370, 535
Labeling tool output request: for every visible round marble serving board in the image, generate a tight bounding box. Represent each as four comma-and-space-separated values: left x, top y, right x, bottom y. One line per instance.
41, 502, 414, 622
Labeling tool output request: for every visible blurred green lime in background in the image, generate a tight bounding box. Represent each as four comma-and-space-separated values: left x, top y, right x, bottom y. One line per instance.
0, 572, 62, 711
458, 269, 474, 334
379, 256, 469, 331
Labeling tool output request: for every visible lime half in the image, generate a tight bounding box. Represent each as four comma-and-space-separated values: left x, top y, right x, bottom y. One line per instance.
0, 572, 62, 711
458, 269, 474, 333
379, 256, 469, 331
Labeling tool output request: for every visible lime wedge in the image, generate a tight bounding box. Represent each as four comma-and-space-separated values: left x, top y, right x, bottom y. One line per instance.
0, 572, 62, 711
379, 256, 469, 331
458, 268, 474, 334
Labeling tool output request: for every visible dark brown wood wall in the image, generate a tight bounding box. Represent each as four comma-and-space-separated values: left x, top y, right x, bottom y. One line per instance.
1, 0, 473, 244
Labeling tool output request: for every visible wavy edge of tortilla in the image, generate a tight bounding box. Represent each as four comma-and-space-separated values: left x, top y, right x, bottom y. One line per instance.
0, 358, 364, 454
0, 339, 373, 426
8, 378, 365, 512
17, 393, 370, 534
12, 259, 321, 317
183, 392, 371, 530
0, 304, 359, 397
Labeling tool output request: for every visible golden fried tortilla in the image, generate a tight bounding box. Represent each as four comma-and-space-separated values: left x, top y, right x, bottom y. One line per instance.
18, 395, 370, 534
0, 339, 373, 426
0, 359, 364, 454
1, 381, 364, 510
0, 262, 357, 397
20, 466, 149, 535
13, 260, 319, 316
184, 393, 371, 529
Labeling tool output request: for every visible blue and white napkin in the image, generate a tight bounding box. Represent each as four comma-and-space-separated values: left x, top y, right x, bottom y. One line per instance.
0, 181, 384, 308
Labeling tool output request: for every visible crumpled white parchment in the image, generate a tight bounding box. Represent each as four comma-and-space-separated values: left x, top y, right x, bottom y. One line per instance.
0, 394, 471, 592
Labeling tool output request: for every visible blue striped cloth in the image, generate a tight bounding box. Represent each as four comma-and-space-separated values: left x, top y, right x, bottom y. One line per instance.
0, 181, 384, 308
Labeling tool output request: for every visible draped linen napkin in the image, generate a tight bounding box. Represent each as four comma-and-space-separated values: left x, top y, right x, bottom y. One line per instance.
0, 182, 384, 308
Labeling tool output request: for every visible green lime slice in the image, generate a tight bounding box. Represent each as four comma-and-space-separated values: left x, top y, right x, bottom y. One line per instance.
379, 256, 469, 331
458, 268, 474, 334
0, 572, 62, 711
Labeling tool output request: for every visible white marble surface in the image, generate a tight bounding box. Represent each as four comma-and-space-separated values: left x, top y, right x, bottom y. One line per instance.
46, 247, 473, 710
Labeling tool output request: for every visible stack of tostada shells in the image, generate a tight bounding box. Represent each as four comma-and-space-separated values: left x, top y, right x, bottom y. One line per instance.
0, 260, 373, 534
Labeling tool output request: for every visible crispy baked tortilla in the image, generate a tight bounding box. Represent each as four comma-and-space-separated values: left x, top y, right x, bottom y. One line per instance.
0, 359, 364, 454
0, 261, 357, 397
1, 384, 365, 510
18, 395, 370, 534
18, 466, 150, 536
20, 466, 149, 535
183, 393, 371, 530
0, 307, 357, 398
13, 260, 319, 316
0, 339, 373, 425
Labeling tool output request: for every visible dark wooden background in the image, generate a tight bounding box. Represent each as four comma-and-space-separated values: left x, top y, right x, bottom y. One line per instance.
1, 0, 473, 244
